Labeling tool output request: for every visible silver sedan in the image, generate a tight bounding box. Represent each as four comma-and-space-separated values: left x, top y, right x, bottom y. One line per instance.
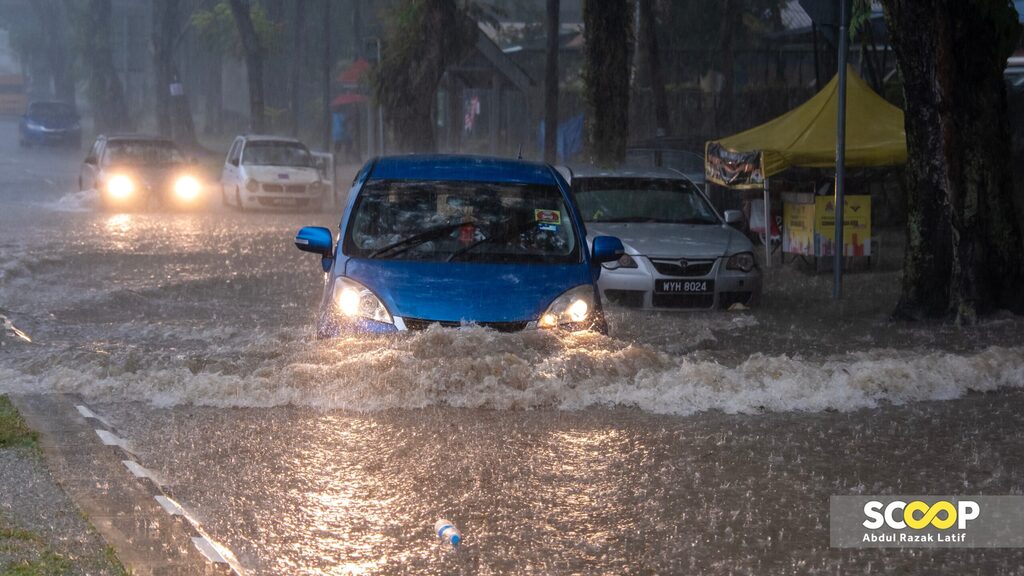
567, 167, 762, 310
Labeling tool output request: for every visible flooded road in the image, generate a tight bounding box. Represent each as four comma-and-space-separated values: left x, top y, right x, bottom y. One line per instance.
1, 119, 1023, 574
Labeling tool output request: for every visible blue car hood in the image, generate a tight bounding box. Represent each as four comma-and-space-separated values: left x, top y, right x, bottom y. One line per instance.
344, 259, 592, 323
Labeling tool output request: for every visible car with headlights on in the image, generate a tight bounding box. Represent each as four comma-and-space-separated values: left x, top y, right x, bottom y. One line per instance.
567, 167, 761, 310
220, 135, 326, 211
19, 101, 81, 148
294, 155, 625, 337
80, 135, 205, 211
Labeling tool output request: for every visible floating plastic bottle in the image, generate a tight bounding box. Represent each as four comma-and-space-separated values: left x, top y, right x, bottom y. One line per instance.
434, 519, 462, 547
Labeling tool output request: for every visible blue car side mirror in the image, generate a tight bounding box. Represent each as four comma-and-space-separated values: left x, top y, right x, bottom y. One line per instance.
591, 236, 625, 264
295, 226, 335, 271
295, 226, 334, 256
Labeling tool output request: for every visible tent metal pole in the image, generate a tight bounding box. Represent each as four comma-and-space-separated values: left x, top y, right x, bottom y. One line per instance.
763, 178, 771, 269
833, 0, 850, 300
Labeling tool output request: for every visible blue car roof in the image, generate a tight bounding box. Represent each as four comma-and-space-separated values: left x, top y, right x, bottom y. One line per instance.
367, 155, 558, 186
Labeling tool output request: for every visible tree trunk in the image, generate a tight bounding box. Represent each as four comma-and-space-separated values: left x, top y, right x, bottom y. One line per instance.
882, 0, 1024, 321
543, 0, 560, 163
152, 0, 178, 138
32, 0, 75, 105
204, 51, 223, 135
322, 0, 333, 151
583, 0, 632, 166
83, 0, 129, 133
715, 0, 740, 133
638, 0, 669, 137
375, 0, 478, 153
291, 0, 306, 136
228, 0, 266, 133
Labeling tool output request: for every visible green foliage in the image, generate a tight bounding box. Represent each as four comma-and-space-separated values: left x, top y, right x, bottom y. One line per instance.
850, 0, 873, 41
192, 0, 282, 57
0, 396, 37, 450
373, 0, 479, 151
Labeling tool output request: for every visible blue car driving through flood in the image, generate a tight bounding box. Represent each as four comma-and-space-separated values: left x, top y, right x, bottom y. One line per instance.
295, 155, 625, 337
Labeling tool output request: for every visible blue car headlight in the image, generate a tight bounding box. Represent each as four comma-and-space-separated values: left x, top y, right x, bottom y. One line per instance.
25, 121, 44, 131
538, 285, 595, 328
332, 277, 392, 324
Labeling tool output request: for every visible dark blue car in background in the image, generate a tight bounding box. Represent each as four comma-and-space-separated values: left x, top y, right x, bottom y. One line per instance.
295, 155, 625, 337
19, 101, 81, 148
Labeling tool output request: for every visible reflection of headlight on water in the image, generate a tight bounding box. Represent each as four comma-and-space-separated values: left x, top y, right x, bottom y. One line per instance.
174, 175, 201, 202
106, 175, 135, 199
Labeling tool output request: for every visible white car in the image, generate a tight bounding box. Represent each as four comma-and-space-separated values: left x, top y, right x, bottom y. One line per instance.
567, 167, 762, 310
220, 135, 326, 211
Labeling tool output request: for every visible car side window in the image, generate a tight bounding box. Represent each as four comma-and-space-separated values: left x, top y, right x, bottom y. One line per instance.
228, 140, 242, 167
85, 140, 102, 164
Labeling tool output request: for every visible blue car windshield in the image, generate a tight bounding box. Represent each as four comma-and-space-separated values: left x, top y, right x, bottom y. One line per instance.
575, 177, 719, 224
345, 180, 580, 264
29, 102, 76, 121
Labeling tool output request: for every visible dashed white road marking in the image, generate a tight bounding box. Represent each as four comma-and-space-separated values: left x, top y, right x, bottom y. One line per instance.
76, 404, 112, 427
154, 495, 185, 517
191, 536, 229, 564
94, 429, 131, 450
122, 459, 154, 480
81, 402, 246, 575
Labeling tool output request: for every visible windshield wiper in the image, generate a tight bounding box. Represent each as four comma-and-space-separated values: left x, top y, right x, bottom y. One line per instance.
671, 218, 719, 225
447, 218, 539, 262
369, 220, 474, 259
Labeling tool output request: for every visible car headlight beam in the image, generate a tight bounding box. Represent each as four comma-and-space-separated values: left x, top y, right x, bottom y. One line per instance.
539, 285, 596, 328
174, 175, 201, 202
332, 277, 393, 324
106, 175, 135, 199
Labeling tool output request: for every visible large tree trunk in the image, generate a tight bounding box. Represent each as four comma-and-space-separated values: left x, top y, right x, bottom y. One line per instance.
322, 0, 332, 151
375, 0, 478, 153
204, 51, 223, 135
152, 0, 178, 138
32, 0, 75, 105
882, 0, 1024, 322
152, 0, 197, 146
83, 0, 129, 133
543, 0, 560, 163
583, 0, 632, 166
715, 0, 740, 133
638, 0, 669, 137
290, 0, 306, 137
228, 0, 266, 133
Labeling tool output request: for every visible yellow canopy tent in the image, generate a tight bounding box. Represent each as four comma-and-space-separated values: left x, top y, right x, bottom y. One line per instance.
704, 66, 907, 266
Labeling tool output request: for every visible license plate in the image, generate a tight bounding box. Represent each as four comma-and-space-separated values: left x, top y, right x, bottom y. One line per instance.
656, 279, 714, 294
270, 197, 297, 206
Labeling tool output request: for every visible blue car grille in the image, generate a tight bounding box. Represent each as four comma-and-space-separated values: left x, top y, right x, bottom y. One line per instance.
402, 318, 530, 333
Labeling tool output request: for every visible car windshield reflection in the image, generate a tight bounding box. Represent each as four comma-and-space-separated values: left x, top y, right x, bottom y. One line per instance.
344, 180, 579, 264
575, 178, 719, 224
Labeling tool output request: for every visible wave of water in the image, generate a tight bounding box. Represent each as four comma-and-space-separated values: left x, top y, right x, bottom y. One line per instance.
2, 324, 1021, 416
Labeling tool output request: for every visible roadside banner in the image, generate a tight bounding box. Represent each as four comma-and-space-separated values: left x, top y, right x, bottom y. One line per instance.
783, 202, 816, 255
705, 143, 765, 189
815, 196, 871, 257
